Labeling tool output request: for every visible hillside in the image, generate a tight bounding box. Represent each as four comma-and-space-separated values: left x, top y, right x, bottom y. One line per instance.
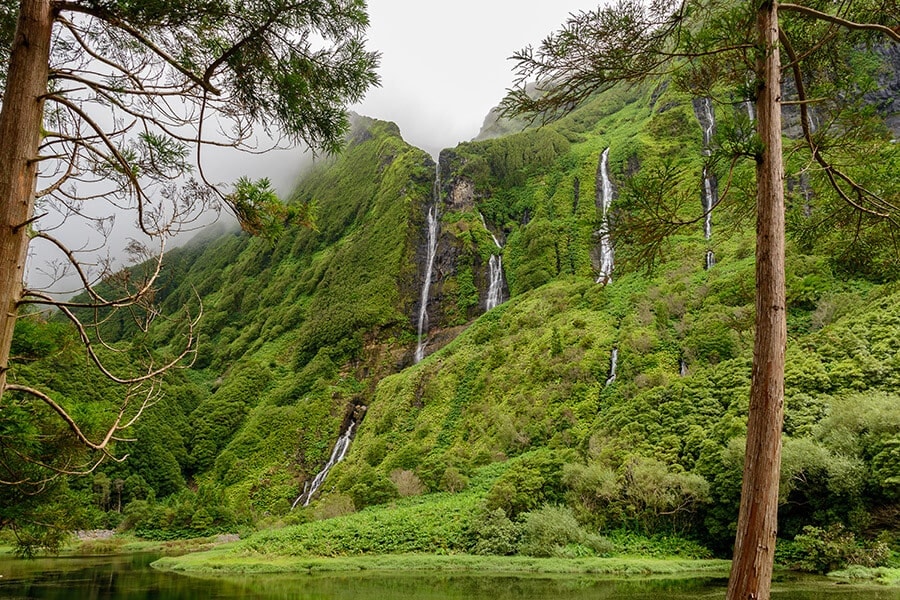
5, 51, 899, 569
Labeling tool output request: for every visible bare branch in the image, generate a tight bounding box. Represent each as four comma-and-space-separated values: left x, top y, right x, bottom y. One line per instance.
5, 384, 118, 452
780, 3, 900, 42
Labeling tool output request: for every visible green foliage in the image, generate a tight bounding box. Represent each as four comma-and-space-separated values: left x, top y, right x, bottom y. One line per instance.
519, 504, 611, 558
334, 464, 398, 509
242, 493, 480, 556
779, 524, 891, 574
230, 177, 312, 239
485, 451, 570, 518
470, 508, 523, 556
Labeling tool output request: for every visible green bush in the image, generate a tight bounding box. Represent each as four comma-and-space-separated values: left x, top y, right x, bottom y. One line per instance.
484, 450, 569, 518
780, 524, 891, 574
470, 508, 523, 555
518, 504, 611, 558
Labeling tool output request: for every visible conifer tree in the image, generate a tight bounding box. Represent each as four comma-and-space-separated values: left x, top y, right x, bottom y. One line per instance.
501, 1, 898, 598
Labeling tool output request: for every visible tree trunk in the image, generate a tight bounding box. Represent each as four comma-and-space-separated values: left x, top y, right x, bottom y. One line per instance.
0, 0, 53, 397
726, 2, 786, 599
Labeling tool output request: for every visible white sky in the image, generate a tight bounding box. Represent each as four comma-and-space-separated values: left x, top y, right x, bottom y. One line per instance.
352, 0, 602, 157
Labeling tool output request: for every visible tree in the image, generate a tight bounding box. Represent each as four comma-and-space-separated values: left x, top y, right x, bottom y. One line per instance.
0, 0, 378, 544
500, 1, 898, 598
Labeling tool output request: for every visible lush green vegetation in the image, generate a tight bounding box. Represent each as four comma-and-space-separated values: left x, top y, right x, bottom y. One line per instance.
5, 57, 898, 580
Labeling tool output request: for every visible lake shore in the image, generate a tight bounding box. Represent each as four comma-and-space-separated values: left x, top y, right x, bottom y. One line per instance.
152, 548, 732, 577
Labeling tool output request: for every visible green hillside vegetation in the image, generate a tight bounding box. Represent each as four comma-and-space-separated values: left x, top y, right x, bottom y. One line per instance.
5, 62, 899, 577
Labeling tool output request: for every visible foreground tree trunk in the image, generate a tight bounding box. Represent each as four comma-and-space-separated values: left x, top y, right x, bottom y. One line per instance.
0, 0, 53, 395
726, 2, 786, 599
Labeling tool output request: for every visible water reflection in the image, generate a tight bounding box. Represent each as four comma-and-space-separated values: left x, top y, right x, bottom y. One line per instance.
0, 554, 894, 599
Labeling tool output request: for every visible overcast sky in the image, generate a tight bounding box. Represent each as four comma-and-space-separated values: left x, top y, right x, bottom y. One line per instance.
352, 0, 602, 157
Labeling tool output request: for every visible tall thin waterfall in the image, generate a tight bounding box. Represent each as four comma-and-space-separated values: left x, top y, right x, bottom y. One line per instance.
414, 169, 441, 363
486, 255, 504, 310
694, 97, 717, 270
702, 166, 716, 270
481, 212, 506, 310
292, 419, 357, 509
744, 100, 755, 122
595, 147, 615, 284
605, 347, 618, 386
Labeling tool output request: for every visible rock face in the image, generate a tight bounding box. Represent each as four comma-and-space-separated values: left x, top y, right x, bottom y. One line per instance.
447, 177, 476, 211
410, 151, 508, 361
868, 44, 900, 136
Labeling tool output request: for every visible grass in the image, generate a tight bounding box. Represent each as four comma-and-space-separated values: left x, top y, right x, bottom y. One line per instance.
0, 534, 237, 559
828, 566, 900, 586
152, 549, 731, 576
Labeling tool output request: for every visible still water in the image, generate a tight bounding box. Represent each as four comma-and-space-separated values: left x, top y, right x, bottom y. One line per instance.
0, 553, 895, 599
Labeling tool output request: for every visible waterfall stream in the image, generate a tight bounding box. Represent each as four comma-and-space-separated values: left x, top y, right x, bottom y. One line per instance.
414, 169, 441, 363
595, 147, 615, 284
605, 347, 618, 386
480, 212, 506, 311
291, 419, 357, 509
695, 98, 717, 269
486, 255, 504, 310
744, 100, 755, 122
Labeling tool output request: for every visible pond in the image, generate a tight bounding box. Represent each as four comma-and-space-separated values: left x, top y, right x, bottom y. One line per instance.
0, 553, 895, 599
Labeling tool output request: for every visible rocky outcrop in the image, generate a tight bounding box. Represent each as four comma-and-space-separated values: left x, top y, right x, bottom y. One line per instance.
447, 177, 476, 211
867, 44, 900, 136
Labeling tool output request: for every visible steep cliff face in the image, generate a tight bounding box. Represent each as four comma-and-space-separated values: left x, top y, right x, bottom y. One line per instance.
870, 44, 900, 135
411, 150, 514, 359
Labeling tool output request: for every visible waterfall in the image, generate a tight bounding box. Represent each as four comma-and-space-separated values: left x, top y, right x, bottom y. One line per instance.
744, 100, 755, 122
486, 255, 504, 310
605, 347, 618, 386
680, 359, 688, 377
703, 165, 716, 270
480, 212, 502, 249
699, 97, 715, 149
694, 98, 717, 269
480, 212, 506, 311
414, 169, 441, 363
291, 419, 357, 509
595, 147, 614, 284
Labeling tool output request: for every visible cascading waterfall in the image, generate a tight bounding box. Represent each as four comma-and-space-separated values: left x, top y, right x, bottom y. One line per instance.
291, 418, 358, 509
480, 212, 506, 310
414, 169, 441, 363
744, 100, 755, 122
695, 97, 717, 270
486, 255, 504, 310
605, 347, 618, 386
595, 147, 615, 284
702, 166, 716, 270
680, 359, 688, 377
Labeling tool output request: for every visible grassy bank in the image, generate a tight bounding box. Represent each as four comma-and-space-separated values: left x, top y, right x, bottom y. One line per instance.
829, 567, 900, 586
0, 534, 235, 559
152, 548, 730, 576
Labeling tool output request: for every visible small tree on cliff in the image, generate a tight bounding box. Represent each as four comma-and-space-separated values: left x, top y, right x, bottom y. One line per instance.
0, 0, 378, 521
500, 1, 898, 599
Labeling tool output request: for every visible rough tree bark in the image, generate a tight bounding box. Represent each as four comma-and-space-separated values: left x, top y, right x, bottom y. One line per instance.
726, 1, 787, 599
0, 0, 53, 395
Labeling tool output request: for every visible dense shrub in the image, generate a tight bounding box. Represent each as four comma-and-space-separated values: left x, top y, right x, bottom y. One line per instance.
470, 508, 523, 556
779, 524, 891, 574
519, 504, 611, 558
